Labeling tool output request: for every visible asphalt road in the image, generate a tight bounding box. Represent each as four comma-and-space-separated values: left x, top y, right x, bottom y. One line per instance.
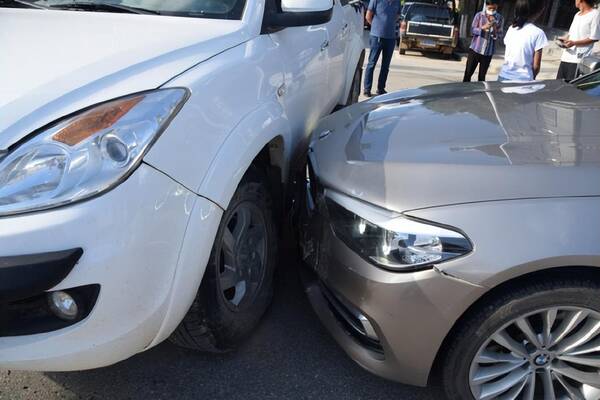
361, 45, 562, 97
0, 236, 437, 400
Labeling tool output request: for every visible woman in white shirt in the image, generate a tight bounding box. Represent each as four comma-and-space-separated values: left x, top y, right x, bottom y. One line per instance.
498, 0, 548, 81
557, 0, 600, 81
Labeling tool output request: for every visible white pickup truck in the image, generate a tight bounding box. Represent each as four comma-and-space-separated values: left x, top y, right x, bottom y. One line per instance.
0, 0, 364, 370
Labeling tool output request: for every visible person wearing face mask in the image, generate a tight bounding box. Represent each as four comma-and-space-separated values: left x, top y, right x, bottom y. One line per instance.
463, 0, 504, 82
556, 0, 600, 81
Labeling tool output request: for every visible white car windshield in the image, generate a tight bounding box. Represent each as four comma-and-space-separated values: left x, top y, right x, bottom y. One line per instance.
3, 0, 246, 19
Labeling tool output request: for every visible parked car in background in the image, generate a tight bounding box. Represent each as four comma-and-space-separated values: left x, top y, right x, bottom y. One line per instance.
0, 0, 364, 371
300, 71, 600, 399
399, 1, 458, 57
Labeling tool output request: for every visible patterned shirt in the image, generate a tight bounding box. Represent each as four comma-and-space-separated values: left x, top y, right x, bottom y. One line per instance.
470, 11, 504, 56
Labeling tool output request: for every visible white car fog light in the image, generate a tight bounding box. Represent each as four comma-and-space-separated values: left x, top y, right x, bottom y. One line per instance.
48, 291, 79, 321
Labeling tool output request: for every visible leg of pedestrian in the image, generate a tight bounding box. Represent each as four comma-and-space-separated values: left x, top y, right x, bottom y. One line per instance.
463, 50, 480, 82
478, 54, 493, 81
377, 38, 395, 95
364, 35, 383, 97
556, 61, 579, 81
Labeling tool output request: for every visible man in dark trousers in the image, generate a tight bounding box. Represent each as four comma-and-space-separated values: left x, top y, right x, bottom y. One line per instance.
463, 0, 504, 82
364, 0, 400, 97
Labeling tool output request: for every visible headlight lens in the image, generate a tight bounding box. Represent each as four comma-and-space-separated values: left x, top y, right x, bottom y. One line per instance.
327, 197, 472, 271
0, 89, 188, 216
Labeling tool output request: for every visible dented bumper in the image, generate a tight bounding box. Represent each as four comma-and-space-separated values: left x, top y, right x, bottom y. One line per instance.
298, 161, 485, 386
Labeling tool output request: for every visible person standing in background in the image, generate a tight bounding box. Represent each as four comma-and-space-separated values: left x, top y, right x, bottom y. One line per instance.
363, 0, 400, 97
463, 0, 504, 82
498, 0, 548, 81
557, 0, 600, 81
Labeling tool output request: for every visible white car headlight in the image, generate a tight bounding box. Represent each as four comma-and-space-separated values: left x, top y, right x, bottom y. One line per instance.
326, 192, 472, 271
0, 88, 188, 216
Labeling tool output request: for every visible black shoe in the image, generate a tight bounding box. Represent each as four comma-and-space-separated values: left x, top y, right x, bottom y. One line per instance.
376, 90, 388, 95
363, 91, 373, 98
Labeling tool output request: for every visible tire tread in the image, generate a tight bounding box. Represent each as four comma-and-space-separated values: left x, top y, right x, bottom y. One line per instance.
170, 166, 276, 353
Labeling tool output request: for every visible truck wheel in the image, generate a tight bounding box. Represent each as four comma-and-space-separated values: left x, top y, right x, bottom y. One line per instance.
170, 166, 277, 352
441, 279, 600, 400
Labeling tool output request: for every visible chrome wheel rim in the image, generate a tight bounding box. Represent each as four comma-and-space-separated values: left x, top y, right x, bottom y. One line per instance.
469, 307, 600, 400
218, 202, 267, 310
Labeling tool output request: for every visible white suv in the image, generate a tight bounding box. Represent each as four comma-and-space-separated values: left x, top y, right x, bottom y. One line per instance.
0, 0, 364, 370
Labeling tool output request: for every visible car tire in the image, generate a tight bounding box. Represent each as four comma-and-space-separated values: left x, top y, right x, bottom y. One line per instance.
399, 49, 406, 55
346, 62, 363, 106
441, 278, 600, 400
170, 166, 277, 352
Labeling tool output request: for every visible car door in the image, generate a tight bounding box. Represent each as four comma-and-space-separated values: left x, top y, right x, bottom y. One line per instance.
338, 0, 366, 104
268, 23, 330, 148
324, 0, 346, 110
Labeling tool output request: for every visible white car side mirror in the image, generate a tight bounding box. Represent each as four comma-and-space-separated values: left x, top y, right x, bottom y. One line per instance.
281, 0, 333, 13
263, 0, 333, 29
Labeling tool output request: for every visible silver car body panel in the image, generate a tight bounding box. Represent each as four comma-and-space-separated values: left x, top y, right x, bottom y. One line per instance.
310, 80, 600, 213
303, 78, 600, 386
408, 196, 600, 288
301, 214, 487, 386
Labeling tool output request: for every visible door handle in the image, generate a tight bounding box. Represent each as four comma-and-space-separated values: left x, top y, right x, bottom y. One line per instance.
277, 83, 286, 98
321, 40, 329, 51
340, 23, 349, 38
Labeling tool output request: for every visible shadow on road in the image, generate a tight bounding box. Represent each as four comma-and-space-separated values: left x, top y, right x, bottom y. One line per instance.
399, 50, 462, 62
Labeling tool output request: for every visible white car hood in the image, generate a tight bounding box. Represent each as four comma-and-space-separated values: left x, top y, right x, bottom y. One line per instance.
0, 8, 248, 149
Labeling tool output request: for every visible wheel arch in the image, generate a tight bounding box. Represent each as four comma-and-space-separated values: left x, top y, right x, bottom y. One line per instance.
429, 265, 600, 386
197, 101, 292, 211
339, 47, 366, 106
249, 136, 286, 220
149, 116, 289, 348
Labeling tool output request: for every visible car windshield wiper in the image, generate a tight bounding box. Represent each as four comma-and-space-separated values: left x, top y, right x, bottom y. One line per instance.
46, 2, 160, 14
0, 0, 48, 9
